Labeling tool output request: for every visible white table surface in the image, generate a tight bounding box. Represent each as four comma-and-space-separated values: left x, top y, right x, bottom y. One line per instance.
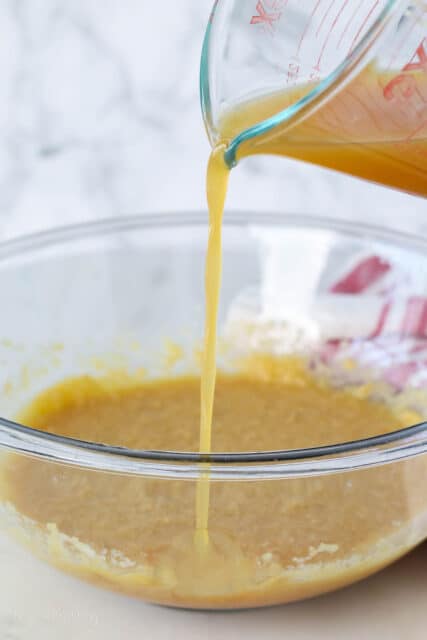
1, 533, 426, 639
92, 544, 427, 640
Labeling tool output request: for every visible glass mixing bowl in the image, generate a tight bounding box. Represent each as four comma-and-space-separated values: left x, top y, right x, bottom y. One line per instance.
0, 213, 426, 627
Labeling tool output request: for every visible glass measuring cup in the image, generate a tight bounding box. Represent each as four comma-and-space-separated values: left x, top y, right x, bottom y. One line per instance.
201, 0, 427, 197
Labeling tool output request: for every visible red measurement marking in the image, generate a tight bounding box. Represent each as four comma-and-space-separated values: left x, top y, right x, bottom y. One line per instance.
327, 0, 351, 39
384, 74, 417, 100
349, 0, 380, 54
316, 0, 351, 67
250, 0, 283, 33
316, 0, 337, 37
384, 38, 427, 102
296, 0, 324, 55
337, 0, 364, 49
404, 38, 427, 72
287, 60, 300, 83
331, 256, 391, 294
310, 64, 322, 81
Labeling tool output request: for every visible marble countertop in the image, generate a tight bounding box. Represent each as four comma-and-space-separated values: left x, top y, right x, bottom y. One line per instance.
0, 0, 426, 240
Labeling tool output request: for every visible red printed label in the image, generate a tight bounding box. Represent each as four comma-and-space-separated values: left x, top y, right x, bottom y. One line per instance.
403, 37, 427, 72
383, 37, 427, 101
250, 0, 286, 35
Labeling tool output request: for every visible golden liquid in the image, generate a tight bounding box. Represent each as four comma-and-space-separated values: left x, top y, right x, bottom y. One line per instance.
195, 146, 229, 551
220, 67, 427, 197
197, 66, 427, 553
2, 363, 427, 608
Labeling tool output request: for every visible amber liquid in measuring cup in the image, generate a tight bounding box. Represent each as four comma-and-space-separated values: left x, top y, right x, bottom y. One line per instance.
220, 65, 427, 197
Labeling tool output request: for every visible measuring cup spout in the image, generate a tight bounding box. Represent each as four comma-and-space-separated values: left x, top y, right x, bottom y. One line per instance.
201, 0, 427, 199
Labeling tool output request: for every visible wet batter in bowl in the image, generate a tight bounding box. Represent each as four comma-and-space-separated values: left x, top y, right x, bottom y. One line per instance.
1, 357, 427, 609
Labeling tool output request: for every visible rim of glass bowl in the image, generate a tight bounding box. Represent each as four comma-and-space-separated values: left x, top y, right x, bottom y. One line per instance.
0, 212, 426, 480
